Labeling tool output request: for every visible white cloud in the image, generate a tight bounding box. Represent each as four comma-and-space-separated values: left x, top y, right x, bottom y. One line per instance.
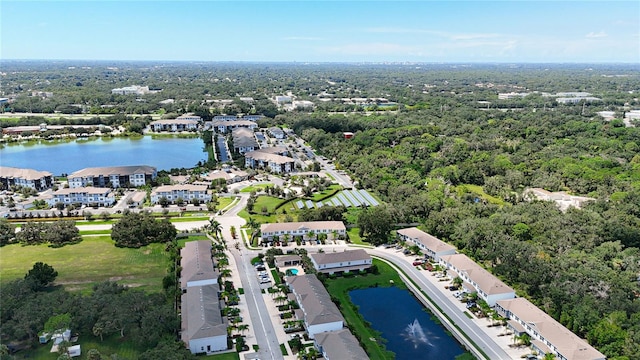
586, 31, 607, 39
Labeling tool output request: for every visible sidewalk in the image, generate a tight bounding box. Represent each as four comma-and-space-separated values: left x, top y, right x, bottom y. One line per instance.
373, 246, 527, 359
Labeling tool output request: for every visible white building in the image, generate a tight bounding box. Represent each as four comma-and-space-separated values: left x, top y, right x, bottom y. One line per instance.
244, 150, 295, 174
309, 249, 372, 275
524, 188, 595, 212
397, 227, 456, 262
260, 221, 346, 242
0, 167, 53, 191
209, 120, 258, 133
180, 240, 218, 290
498, 92, 530, 100
440, 254, 515, 307
149, 119, 199, 132
268, 127, 286, 139
556, 97, 601, 104
180, 284, 227, 354
231, 128, 258, 154
151, 184, 211, 204
496, 298, 606, 360
48, 187, 115, 207
68, 165, 157, 188
288, 274, 344, 339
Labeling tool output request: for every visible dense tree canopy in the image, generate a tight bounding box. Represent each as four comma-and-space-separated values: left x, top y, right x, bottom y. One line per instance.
111, 211, 177, 248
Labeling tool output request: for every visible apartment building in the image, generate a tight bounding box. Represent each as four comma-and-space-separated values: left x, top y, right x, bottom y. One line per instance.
68, 165, 156, 188
260, 221, 346, 242
0, 167, 53, 191
151, 184, 211, 204
309, 249, 372, 275
48, 187, 115, 207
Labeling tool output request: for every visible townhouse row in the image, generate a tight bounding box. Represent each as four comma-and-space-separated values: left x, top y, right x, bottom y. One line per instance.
397, 227, 605, 360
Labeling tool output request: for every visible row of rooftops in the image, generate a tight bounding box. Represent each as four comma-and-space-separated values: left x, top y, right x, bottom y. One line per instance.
0, 166, 53, 180
397, 227, 604, 360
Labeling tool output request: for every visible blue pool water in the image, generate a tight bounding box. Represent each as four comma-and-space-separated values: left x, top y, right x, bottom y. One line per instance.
290, 269, 299, 275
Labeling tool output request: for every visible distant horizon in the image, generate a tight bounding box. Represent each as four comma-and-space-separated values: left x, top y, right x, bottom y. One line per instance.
2, 1, 638, 63
2, 59, 639, 66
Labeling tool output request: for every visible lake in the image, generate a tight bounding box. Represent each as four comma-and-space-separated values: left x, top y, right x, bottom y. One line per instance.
0, 136, 208, 175
349, 286, 465, 360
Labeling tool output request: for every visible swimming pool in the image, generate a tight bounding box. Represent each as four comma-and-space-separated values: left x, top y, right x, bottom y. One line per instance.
290, 269, 299, 275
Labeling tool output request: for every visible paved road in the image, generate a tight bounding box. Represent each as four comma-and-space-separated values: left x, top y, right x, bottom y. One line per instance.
366, 248, 512, 360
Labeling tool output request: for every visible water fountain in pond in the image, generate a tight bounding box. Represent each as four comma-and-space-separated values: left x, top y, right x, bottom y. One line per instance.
403, 318, 431, 348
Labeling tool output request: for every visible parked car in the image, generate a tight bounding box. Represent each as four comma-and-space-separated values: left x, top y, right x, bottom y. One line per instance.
412, 261, 424, 266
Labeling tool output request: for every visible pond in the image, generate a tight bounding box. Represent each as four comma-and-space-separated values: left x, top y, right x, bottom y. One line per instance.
0, 136, 208, 175
349, 286, 465, 360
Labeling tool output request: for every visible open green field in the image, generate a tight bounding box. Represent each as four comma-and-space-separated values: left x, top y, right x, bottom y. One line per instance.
324, 259, 405, 360
347, 227, 366, 245
217, 196, 236, 210
0, 236, 168, 293
240, 183, 274, 193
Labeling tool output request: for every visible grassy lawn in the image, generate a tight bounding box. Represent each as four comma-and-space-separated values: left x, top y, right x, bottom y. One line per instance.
78, 229, 112, 235
307, 184, 342, 201
347, 227, 368, 245
455, 184, 506, 206
238, 195, 294, 223
26, 334, 144, 360
324, 259, 405, 360
240, 183, 274, 193
169, 216, 210, 223
217, 196, 235, 210
177, 235, 210, 247
0, 236, 168, 293
210, 353, 240, 360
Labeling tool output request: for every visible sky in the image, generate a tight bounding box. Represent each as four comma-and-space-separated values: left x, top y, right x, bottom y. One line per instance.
1, 1, 639, 63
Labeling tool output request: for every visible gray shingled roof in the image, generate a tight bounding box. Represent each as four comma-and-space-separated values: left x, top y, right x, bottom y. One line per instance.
181, 284, 227, 342
69, 165, 156, 178
288, 274, 344, 326
315, 329, 369, 360
309, 249, 371, 266
180, 240, 218, 288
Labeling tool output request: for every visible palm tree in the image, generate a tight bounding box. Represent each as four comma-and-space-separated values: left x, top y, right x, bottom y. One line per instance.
282, 233, 290, 246
307, 230, 315, 243
274, 295, 288, 306
237, 324, 249, 335
209, 219, 223, 240
219, 269, 232, 280
543, 353, 556, 360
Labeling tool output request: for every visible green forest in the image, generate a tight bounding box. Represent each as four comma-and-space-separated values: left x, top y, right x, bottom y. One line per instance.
1, 61, 639, 359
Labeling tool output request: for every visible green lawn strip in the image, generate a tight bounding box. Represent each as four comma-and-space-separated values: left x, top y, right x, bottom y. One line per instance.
169, 216, 209, 223
79, 229, 112, 235
347, 228, 367, 245
280, 343, 288, 355
374, 256, 490, 360
177, 235, 210, 247
240, 183, 274, 193
271, 269, 282, 285
210, 352, 240, 360
28, 334, 144, 360
324, 259, 403, 360
217, 196, 235, 211
0, 236, 168, 293
252, 196, 287, 213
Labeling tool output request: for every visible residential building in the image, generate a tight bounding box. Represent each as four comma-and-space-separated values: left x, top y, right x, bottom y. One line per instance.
309, 249, 372, 275
397, 227, 456, 262
244, 150, 295, 174
625, 110, 640, 120
231, 128, 258, 154
239, 97, 254, 104
440, 254, 515, 306
213, 115, 238, 121
314, 329, 369, 360
242, 115, 263, 121
68, 165, 156, 188
149, 119, 199, 132
209, 120, 257, 133
288, 274, 345, 338
496, 298, 606, 360
274, 254, 303, 269
176, 113, 202, 122
0, 167, 53, 191
180, 284, 227, 354
268, 127, 286, 139
260, 221, 346, 242
275, 95, 292, 104
151, 184, 211, 204
48, 187, 115, 207
204, 169, 249, 184
128, 191, 147, 207
180, 240, 219, 290
524, 188, 595, 212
